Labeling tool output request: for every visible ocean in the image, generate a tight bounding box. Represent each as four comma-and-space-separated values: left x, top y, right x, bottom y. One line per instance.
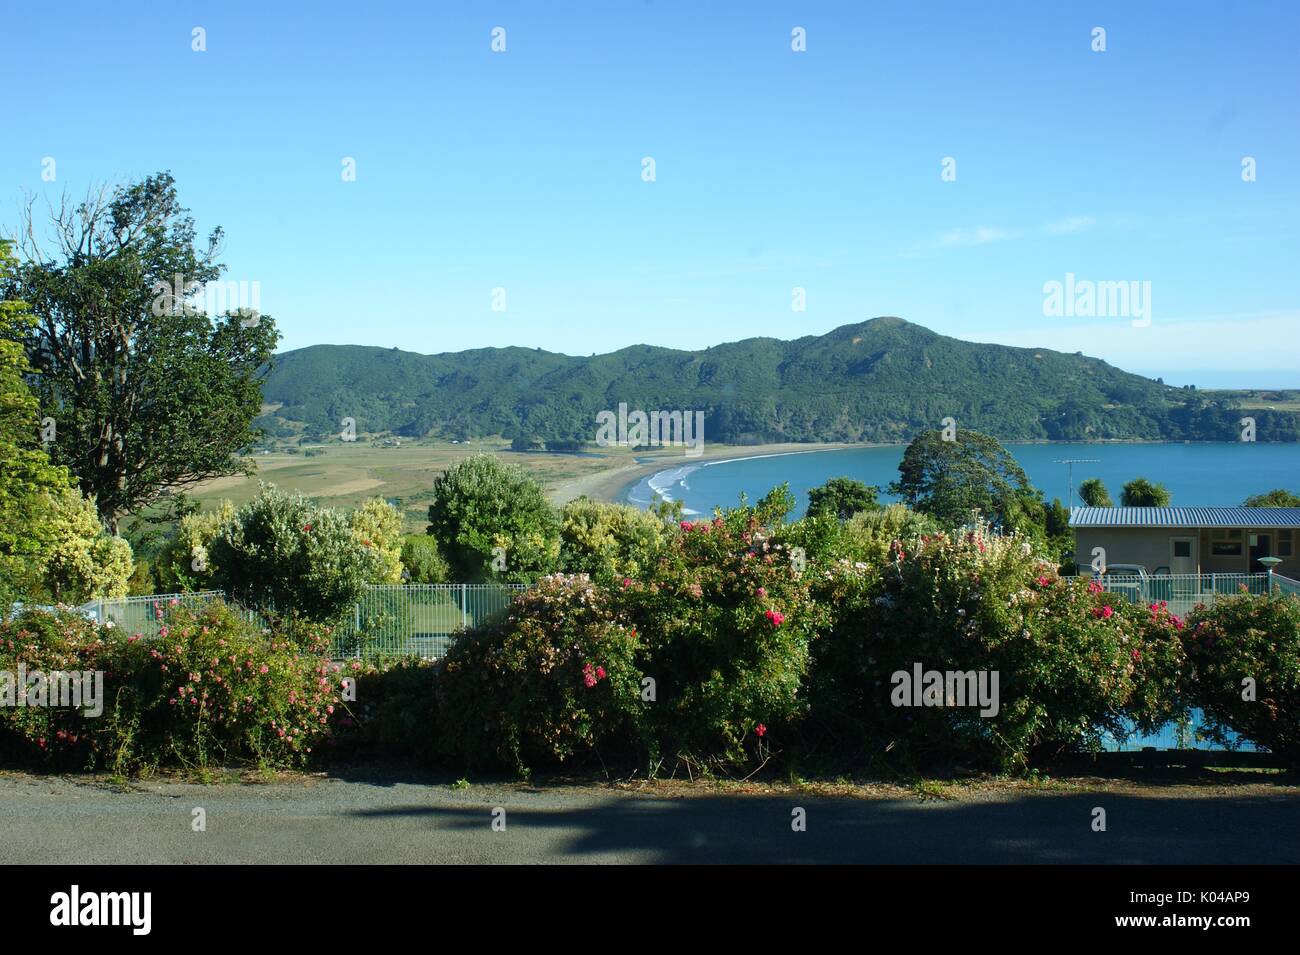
623, 442, 1300, 516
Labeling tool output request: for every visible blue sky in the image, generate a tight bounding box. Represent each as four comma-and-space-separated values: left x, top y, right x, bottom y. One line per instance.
4, 0, 1298, 386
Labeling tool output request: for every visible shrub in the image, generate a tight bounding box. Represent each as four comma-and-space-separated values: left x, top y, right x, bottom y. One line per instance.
808, 525, 1143, 771
210, 484, 379, 623
1181, 594, 1300, 762
559, 498, 668, 582
0, 602, 352, 772
31, 486, 134, 602
437, 574, 644, 773
426, 455, 561, 583
613, 502, 825, 766
400, 534, 449, 584
154, 500, 236, 592
350, 498, 404, 583
327, 658, 440, 764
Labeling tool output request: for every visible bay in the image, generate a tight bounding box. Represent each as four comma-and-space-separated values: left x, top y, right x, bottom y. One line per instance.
624, 442, 1300, 516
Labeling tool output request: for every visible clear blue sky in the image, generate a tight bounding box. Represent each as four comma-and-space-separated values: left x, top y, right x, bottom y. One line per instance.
4, 0, 1298, 387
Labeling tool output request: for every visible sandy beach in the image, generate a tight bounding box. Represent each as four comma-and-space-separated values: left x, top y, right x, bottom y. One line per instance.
547, 442, 862, 506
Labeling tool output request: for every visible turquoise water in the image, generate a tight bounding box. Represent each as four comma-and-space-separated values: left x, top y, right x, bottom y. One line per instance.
624, 442, 1300, 517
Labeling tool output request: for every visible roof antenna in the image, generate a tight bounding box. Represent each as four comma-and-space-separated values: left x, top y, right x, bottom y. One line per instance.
1053, 458, 1101, 508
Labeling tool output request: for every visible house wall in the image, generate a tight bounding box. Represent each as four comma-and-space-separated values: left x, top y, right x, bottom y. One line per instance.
1073, 526, 1297, 576
1073, 528, 1181, 574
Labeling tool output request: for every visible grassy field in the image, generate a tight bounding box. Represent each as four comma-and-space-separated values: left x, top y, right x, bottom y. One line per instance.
189, 439, 634, 532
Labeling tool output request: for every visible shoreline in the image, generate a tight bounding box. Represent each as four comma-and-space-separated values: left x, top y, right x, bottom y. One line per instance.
547, 442, 865, 506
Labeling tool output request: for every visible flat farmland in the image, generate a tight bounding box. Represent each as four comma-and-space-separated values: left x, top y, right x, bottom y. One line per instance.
189, 440, 633, 531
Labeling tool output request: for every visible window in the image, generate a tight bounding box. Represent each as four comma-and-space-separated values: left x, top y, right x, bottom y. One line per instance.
1211, 527, 1244, 556
1281, 529, 1294, 558
1173, 540, 1191, 558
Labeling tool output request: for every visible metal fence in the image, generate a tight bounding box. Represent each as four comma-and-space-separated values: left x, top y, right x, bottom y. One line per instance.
76, 584, 527, 659
1083, 572, 1270, 616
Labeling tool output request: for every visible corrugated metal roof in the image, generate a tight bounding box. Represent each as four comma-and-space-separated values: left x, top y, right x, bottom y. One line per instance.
1070, 507, 1300, 528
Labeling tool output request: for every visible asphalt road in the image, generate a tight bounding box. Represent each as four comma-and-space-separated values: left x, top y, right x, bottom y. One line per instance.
2, 772, 1297, 864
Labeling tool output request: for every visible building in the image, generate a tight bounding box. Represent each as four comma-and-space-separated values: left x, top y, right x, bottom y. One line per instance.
1070, 507, 1300, 576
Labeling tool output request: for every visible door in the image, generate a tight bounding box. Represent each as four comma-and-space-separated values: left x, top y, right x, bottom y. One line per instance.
1249, 533, 1272, 573
1170, 536, 1197, 576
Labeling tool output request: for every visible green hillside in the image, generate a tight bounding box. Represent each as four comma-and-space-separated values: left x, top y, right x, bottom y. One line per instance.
256, 317, 1300, 445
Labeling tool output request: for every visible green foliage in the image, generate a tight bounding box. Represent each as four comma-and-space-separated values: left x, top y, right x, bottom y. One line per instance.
0, 602, 351, 772
210, 485, 379, 623
613, 505, 825, 766
1243, 489, 1300, 507
806, 477, 880, 521
558, 498, 668, 583
425, 455, 560, 583
30, 486, 135, 602
1078, 478, 1113, 507
437, 575, 645, 773
1181, 594, 1300, 762
329, 658, 440, 764
809, 528, 1143, 772
255, 316, 1300, 444
1, 173, 280, 532
399, 534, 449, 584
154, 500, 236, 592
1120, 477, 1172, 507
889, 429, 1046, 534
0, 240, 78, 601
349, 498, 404, 583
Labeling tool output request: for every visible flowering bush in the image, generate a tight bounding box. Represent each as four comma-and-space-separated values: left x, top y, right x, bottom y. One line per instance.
808, 523, 1147, 771
0, 602, 352, 772
1181, 594, 1300, 762
326, 657, 439, 763
612, 501, 826, 766
436, 574, 644, 773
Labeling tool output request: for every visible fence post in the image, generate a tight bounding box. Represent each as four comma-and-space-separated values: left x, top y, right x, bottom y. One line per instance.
461, 584, 468, 630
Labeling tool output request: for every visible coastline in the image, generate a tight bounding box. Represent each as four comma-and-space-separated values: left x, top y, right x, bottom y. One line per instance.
547, 442, 865, 506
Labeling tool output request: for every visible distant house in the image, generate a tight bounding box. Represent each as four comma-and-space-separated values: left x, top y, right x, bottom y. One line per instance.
1070, 507, 1300, 576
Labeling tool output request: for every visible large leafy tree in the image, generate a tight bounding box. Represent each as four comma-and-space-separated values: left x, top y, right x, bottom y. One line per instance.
889, 429, 1044, 532
806, 477, 880, 521
426, 454, 561, 583
1120, 478, 1172, 507
2, 173, 279, 533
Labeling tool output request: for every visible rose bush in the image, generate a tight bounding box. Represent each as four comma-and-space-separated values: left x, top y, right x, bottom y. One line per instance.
436, 574, 644, 773
0, 602, 353, 772
1181, 593, 1300, 762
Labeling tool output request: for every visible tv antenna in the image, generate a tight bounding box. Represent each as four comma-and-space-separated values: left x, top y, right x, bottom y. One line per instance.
1053, 459, 1100, 508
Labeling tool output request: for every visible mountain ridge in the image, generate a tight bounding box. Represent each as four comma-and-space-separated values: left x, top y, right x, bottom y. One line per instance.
255, 318, 1300, 445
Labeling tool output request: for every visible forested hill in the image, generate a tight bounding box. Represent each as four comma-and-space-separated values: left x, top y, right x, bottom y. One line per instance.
255, 317, 1300, 445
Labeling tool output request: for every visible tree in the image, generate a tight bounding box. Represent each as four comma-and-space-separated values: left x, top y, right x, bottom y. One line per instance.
2, 173, 280, 533
1120, 478, 1171, 507
1243, 489, 1300, 507
1077, 478, 1113, 507
888, 430, 1044, 532
806, 477, 880, 521
425, 455, 560, 583
0, 240, 74, 596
